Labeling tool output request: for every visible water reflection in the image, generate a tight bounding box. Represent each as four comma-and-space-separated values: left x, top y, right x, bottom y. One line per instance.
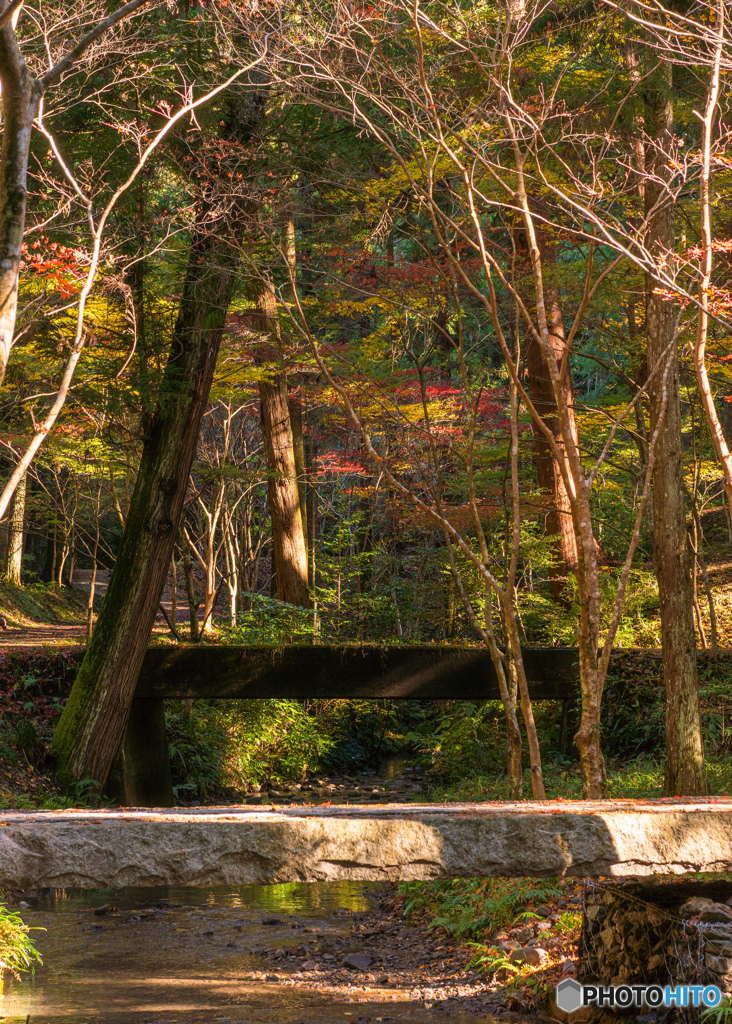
33, 880, 377, 915
1, 883, 493, 1024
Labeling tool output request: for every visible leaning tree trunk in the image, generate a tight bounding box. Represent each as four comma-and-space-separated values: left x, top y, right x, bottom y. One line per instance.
288, 396, 308, 545
52, 217, 242, 790
256, 283, 309, 608
0, 29, 39, 389
645, 61, 707, 797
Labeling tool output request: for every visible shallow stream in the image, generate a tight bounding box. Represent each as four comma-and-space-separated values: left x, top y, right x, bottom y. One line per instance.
1, 883, 494, 1024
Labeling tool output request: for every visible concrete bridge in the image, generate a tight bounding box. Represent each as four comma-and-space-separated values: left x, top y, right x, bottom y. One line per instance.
3, 799, 732, 890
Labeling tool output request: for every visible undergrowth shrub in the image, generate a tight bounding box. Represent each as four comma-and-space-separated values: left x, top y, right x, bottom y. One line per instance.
399, 877, 564, 942
166, 698, 334, 799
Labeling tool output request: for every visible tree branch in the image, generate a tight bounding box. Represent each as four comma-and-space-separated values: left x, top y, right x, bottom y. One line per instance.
0, 0, 25, 34
39, 0, 154, 91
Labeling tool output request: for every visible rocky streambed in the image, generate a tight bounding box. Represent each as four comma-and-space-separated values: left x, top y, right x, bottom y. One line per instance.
1, 881, 537, 1024
201, 766, 429, 807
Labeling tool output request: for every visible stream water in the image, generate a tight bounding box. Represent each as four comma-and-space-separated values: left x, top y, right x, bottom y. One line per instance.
0, 883, 496, 1024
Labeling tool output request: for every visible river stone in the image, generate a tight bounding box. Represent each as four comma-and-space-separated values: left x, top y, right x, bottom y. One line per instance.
679, 897, 714, 919
698, 903, 732, 923
344, 953, 372, 971
5, 803, 732, 889
301, 959, 319, 970
510, 947, 547, 965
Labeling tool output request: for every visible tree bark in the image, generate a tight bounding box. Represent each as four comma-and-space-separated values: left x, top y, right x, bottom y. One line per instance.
519, 226, 579, 604
5, 470, 25, 583
288, 396, 308, 544
52, 209, 243, 789
0, 25, 40, 388
256, 283, 309, 608
645, 61, 707, 796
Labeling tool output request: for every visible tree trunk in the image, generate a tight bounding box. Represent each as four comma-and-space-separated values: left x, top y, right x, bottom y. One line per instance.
256, 283, 309, 608
52, 211, 243, 790
0, 26, 40, 388
645, 61, 707, 796
6, 471, 25, 584
288, 397, 308, 543
520, 228, 579, 604
180, 524, 200, 643
305, 413, 317, 590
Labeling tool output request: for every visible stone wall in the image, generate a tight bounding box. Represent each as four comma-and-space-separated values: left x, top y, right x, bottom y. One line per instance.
581, 879, 732, 993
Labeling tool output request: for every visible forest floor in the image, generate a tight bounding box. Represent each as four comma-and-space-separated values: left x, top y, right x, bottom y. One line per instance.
0, 573, 195, 648
250, 882, 580, 1020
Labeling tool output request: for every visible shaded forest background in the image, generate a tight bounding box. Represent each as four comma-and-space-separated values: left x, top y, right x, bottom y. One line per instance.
1, 0, 732, 802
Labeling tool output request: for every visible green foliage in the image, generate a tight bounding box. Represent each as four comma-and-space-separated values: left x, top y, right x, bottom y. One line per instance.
217, 595, 316, 645
465, 945, 519, 978
407, 700, 506, 781
555, 910, 582, 933
400, 877, 563, 943
703, 997, 732, 1024
165, 698, 335, 798
0, 904, 43, 983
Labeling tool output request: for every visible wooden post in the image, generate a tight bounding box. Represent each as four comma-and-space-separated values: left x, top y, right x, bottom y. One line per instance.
106, 698, 174, 807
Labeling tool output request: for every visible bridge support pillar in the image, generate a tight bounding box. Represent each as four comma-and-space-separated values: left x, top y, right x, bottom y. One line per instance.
106, 698, 174, 808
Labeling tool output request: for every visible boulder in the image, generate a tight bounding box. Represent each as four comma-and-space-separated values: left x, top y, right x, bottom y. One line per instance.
679, 897, 713, 919
698, 904, 732, 924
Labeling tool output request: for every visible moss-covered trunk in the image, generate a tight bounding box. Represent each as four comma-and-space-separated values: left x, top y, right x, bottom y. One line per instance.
52, 219, 241, 790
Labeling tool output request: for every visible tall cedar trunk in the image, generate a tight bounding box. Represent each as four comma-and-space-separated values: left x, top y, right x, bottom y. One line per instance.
52, 215, 241, 789
645, 62, 707, 796
5, 470, 24, 582
256, 283, 309, 608
520, 228, 578, 603
305, 411, 317, 590
0, 25, 40, 388
288, 397, 308, 544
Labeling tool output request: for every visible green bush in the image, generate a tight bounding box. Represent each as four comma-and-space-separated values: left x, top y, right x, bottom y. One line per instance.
166, 698, 335, 799
400, 877, 563, 942
406, 700, 506, 782
0, 903, 43, 989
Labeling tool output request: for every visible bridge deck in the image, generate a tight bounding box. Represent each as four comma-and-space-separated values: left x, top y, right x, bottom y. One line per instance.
3, 799, 732, 889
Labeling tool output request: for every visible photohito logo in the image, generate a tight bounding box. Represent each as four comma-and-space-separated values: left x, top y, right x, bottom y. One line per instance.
555, 979, 722, 1013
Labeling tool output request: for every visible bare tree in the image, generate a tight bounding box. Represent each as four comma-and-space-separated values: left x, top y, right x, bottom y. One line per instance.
247, 0, 683, 797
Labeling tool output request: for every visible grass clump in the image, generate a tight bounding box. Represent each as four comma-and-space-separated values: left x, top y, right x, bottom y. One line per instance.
0, 903, 43, 992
